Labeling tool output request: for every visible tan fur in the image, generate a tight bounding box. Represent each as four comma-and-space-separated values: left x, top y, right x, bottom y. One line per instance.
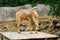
15, 9, 40, 34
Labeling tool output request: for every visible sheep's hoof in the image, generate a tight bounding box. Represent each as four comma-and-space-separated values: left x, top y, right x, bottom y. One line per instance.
18, 32, 21, 34
17, 30, 21, 34
35, 31, 38, 34
30, 32, 33, 34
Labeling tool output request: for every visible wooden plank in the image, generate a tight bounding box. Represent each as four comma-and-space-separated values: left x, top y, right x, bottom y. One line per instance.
0, 31, 58, 40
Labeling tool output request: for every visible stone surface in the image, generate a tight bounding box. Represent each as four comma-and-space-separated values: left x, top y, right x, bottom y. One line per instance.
0, 32, 58, 40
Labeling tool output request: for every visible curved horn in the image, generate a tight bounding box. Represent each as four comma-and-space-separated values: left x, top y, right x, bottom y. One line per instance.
31, 7, 37, 11
29, 7, 37, 14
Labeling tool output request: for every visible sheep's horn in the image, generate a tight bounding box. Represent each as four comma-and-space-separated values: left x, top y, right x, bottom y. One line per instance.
29, 7, 37, 14
31, 7, 37, 10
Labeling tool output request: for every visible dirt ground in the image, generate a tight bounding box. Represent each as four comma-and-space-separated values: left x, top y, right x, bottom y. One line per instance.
0, 21, 17, 32
0, 21, 60, 33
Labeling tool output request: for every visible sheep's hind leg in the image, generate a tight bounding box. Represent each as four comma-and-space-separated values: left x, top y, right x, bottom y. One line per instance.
28, 17, 33, 34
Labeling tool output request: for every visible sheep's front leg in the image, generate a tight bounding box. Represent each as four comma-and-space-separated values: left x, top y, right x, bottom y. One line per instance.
33, 18, 38, 33
16, 16, 22, 33
17, 20, 21, 33
34, 22, 38, 33
28, 17, 33, 34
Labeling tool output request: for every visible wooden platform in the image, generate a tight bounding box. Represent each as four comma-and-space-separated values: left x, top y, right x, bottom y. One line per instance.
0, 31, 59, 40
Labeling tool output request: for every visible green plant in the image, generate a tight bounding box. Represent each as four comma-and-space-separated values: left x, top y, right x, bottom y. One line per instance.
48, 4, 60, 16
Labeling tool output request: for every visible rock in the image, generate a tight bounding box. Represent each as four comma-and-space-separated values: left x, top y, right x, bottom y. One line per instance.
34, 4, 50, 17
0, 4, 51, 21
55, 31, 60, 37
19, 20, 29, 31
52, 20, 59, 25
0, 4, 32, 21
